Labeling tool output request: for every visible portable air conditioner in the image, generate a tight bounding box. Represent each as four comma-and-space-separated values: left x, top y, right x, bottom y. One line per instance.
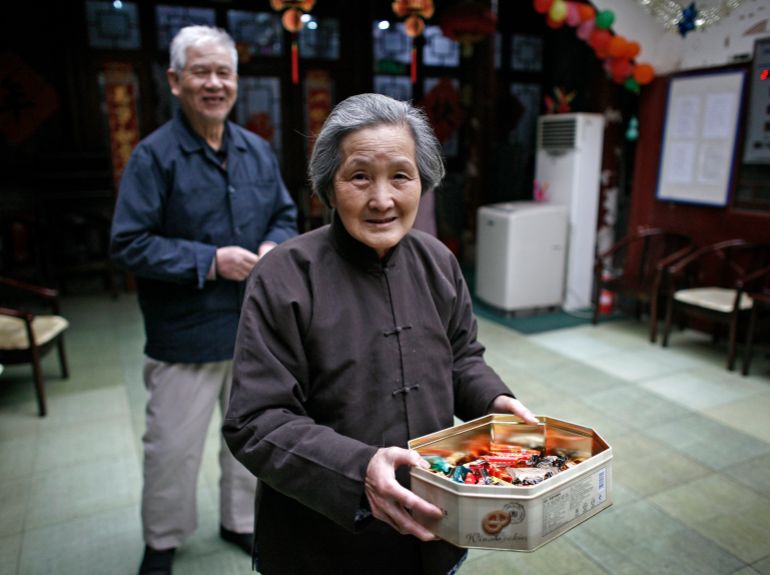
535, 113, 605, 311
475, 202, 568, 312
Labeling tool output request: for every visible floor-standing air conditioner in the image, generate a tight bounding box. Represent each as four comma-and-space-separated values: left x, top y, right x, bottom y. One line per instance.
535, 113, 605, 311
475, 201, 568, 312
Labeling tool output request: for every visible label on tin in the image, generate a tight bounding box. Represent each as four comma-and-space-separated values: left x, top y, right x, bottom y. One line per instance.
542, 467, 606, 536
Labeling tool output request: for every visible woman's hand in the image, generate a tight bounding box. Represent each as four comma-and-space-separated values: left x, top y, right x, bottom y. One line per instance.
490, 395, 539, 424
364, 447, 444, 541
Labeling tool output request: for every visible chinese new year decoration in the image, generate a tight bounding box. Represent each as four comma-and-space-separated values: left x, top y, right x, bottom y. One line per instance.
544, 87, 576, 114
103, 63, 140, 194
271, 0, 316, 84
422, 78, 463, 143
0, 52, 59, 146
533, 0, 656, 94
392, 0, 435, 84
439, 1, 497, 58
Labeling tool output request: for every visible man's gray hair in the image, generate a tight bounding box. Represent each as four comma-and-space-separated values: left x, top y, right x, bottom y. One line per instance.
169, 25, 238, 73
308, 93, 445, 209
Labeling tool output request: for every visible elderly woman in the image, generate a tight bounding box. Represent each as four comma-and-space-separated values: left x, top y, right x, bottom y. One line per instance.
223, 93, 535, 574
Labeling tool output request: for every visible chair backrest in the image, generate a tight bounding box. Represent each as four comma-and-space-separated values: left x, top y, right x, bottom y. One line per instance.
634, 229, 692, 283
669, 239, 770, 290
602, 227, 692, 284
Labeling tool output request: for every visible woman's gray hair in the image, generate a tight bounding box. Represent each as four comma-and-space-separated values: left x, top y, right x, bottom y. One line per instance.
308, 93, 445, 209
169, 25, 238, 74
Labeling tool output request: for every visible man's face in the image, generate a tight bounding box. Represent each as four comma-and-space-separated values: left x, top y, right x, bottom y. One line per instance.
167, 43, 237, 129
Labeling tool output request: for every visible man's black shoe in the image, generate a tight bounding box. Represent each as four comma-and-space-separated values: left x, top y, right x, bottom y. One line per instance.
138, 546, 176, 575
219, 525, 253, 555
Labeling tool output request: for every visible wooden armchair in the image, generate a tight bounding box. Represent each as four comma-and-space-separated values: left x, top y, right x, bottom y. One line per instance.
592, 227, 692, 342
741, 264, 770, 376
0, 277, 70, 416
660, 239, 770, 371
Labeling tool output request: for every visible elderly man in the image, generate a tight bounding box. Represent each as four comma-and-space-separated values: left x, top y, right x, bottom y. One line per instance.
110, 25, 297, 575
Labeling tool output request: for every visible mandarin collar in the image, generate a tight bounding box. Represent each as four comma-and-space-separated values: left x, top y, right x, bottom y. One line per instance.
172, 110, 246, 154
329, 211, 401, 273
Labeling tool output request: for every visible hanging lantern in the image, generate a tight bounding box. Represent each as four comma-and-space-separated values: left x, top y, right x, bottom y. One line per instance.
439, 1, 497, 58
271, 0, 317, 84
392, 0, 434, 84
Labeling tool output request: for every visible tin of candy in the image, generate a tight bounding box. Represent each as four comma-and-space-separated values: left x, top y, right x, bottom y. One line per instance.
408, 414, 613, 551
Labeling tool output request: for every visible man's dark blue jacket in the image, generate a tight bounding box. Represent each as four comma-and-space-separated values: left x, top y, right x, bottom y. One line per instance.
111, 111, 298, 363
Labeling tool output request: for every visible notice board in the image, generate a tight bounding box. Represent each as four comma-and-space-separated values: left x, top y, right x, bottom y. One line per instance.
656, 69, 746, 207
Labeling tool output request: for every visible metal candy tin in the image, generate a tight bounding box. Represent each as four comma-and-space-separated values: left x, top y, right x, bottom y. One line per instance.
408, 414, 613, 551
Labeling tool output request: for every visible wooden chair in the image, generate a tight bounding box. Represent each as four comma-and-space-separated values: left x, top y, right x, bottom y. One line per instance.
592, 227, 692, 342
661, 240, 770, 371
0, 277, 70, 416
741, 264, 770, 376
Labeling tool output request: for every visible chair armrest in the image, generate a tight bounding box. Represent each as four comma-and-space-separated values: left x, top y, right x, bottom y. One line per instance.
655, 244, 695, 272
736, 263, 770, 291
0, 277, 62, 314
595, 226, 661, 261
0, 306, 34, 321
0, 277, 59, 300
666, 239, 749, 276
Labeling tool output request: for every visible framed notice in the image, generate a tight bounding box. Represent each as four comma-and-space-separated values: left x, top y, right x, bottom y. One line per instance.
656, 69, 746, 207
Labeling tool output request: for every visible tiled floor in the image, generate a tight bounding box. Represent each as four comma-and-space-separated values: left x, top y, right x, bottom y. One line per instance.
1, 291, 769, 575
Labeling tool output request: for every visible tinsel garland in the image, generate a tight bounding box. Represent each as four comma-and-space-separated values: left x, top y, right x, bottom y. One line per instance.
636, 0, 741, 32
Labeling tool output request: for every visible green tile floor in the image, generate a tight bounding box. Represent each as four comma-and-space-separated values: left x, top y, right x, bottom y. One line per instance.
1, 291, 769, 575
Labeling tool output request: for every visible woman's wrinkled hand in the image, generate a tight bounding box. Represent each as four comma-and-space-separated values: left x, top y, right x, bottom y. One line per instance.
364, 446, 443, 541
489, 395, 539, 424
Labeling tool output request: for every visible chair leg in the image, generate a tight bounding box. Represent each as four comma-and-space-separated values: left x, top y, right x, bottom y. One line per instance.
662, 299, 674, 347
57, 337, 69, 378
30, 349, 47, 417
649, 297, 659, 343
742, 306, 758, 376
727, 316, 738, 371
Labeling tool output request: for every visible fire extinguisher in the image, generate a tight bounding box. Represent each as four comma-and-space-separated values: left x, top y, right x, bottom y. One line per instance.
599, 271, 615, 315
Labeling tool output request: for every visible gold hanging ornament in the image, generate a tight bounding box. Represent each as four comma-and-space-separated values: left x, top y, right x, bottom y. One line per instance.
392, 0, 435, 84
271, 0, 317, 84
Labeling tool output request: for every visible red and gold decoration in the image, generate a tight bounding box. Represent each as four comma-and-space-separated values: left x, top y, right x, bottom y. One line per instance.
0, 52, 59, 145
422, 78, 463, 143
533, 0, 656, 93
392, 0, 435, 84
271, 0, 316, 84
439, 1, 497, 58
544, 87, 576, 114
103, 62, 140, 194
305, 70, 333, 155
305, 70, 333, 222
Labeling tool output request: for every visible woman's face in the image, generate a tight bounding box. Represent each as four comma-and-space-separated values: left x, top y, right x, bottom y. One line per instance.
332, 124, 422, 258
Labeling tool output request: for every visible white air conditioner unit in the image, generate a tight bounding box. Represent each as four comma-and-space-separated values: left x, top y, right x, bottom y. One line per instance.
535, 113, 605, 311
475, 202, 568, 312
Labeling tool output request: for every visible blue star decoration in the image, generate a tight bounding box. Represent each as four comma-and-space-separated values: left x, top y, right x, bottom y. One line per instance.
678, 2, 698, 37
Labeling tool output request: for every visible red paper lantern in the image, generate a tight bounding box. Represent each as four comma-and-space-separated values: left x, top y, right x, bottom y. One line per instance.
533, 0, 554, 14
404, 14, 426, 37
440, 1, 497, 45
281, 8, 303, 33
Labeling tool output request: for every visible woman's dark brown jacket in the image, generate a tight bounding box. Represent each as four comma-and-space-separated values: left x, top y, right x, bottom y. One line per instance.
223, 213, 516, 574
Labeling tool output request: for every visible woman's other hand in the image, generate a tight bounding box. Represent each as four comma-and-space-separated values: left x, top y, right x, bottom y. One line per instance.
490, 395, 539, 424
364, 447, 443, 541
